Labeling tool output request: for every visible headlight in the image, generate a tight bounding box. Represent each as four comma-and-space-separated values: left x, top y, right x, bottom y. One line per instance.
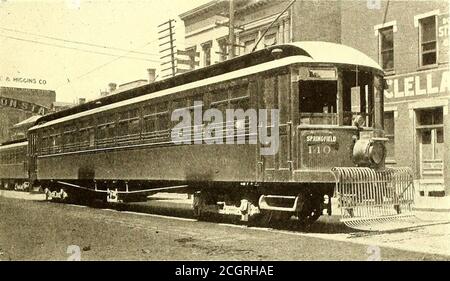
368, 141, 385, 165
353, 138, 386, 167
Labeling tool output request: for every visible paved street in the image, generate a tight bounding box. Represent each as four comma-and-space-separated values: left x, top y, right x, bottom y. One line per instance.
0, 194, 449, 261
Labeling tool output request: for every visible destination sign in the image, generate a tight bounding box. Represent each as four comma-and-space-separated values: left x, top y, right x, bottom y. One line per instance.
306, 135, 337, 143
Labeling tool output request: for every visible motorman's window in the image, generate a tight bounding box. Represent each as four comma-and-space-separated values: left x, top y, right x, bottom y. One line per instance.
299, 68, 337, 125
298, 67, 374, 127
419, 16, 437, 66
342, 70, 374, 127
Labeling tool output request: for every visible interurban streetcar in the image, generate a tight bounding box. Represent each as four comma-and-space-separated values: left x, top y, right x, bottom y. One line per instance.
0, 139, 29, 191
4, 42, 417, 231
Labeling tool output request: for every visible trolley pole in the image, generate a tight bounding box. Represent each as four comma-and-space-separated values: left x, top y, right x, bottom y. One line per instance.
228, 0, 236, 59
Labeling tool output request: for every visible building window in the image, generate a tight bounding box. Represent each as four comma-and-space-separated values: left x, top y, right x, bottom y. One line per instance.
202, 42, 212, 67
244, 39, 256, 54
416, 107, 444, 150
418, 107, 443, 127
384, 111, 395, 159
217, 38, 228, 62
264, 33, 277, 47
185, 46, 197, 70
419, 16, 437, 66
379, 26, 394, 71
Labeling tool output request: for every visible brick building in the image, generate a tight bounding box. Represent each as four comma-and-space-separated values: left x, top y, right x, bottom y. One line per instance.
0, 87, 55, 143
340, 0, 449, 197
179, 0, 341, 68
180, 0, 450, 199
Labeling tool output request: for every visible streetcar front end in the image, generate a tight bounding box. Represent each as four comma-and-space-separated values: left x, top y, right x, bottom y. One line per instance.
292, 64, 415, 231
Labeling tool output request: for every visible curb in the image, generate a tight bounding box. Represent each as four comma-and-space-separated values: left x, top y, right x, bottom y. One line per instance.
413, 207, 450, 213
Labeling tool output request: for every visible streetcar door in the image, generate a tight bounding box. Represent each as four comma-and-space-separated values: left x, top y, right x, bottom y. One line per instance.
416, 107, 445, 196
29, 132, 38, 185
259, 71, 293, 182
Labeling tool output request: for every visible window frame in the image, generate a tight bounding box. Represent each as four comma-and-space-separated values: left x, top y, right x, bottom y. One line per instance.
201, 41, 212, 67
419, 15, 438, 67
185, 46, 198, 70
378, 26, 395, 72
383, 111, 396, 161
217, 37, 228, 62
263, 32, 277, 47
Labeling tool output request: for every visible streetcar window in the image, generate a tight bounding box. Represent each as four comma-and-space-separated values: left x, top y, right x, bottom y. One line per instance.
155, 102, 169, 131
118, 120, 128, 136
229, 86, 250, 110
299, 80, 337, 125
106, 123, 116, 139
89, 130, 95, 147
144, 117, 156, 133
98, 125, 107, 139
342, 70, 374, 127
129, 119, 140, 135
210, 91, 228, 113
143, 101, 169, 142
299, 68, 375, 127
157, 114, 169, 131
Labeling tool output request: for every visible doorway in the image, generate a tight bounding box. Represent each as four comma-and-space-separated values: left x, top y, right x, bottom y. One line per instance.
416, 107, 445, 196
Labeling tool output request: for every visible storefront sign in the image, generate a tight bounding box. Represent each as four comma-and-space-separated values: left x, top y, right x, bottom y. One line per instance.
438, 13, 449, 63
384, 68, 449, 100
0, 75, 47, 85
0, 96, 49, 115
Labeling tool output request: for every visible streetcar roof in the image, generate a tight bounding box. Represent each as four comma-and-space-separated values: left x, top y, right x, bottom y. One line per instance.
0, 141, 28, 151
288, 42, 382, 71
30, 41, 382, 131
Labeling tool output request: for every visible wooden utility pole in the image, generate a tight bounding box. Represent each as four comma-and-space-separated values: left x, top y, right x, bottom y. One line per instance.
228, 0, 236, 58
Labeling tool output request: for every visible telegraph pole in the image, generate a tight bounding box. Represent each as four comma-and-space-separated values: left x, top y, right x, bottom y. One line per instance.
168, 20, 176, 77
158, 19, 177, 78
228, 0, 236, 58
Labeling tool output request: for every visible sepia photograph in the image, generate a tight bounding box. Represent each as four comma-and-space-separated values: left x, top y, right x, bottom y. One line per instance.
0, 0, 449, 270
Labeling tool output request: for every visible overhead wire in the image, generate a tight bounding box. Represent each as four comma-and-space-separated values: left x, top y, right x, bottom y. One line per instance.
0, 26, 160, 58
54, 37, 161, 90
0, 33, 160, 62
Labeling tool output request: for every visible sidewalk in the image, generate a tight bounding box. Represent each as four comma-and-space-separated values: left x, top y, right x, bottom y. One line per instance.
413, 194, 450, 212
0, 190, 45, 201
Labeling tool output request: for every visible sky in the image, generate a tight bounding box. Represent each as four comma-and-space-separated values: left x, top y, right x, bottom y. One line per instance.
0, 0, 211, 103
